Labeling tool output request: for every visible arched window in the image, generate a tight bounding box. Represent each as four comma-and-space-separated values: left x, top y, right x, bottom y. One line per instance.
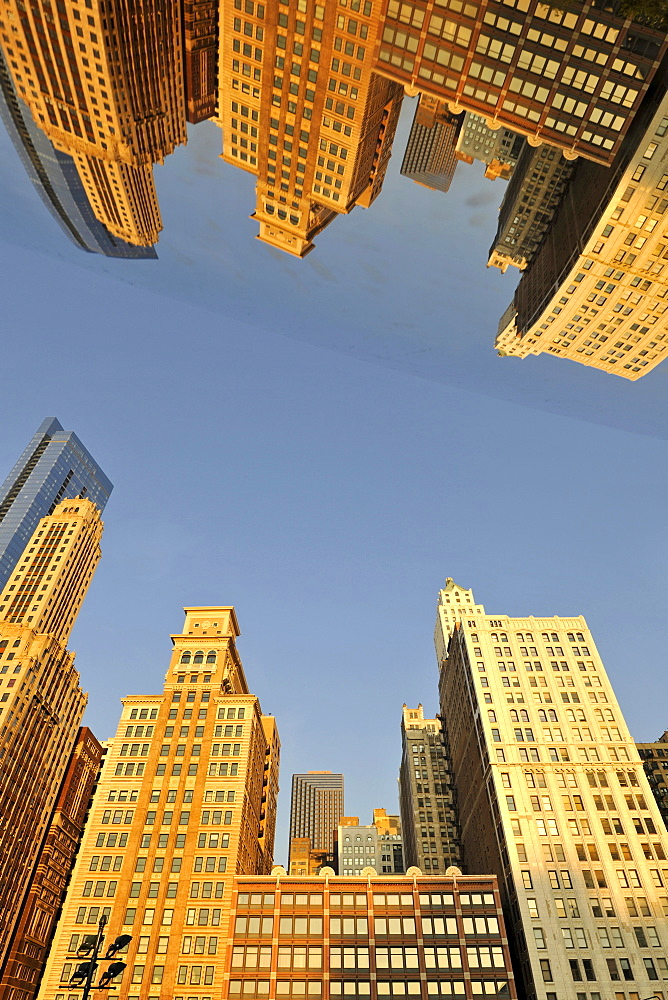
206, 651, 217, 664
194, 651, 204, 664
538, 710, 547, 722
181, 652, 191, 664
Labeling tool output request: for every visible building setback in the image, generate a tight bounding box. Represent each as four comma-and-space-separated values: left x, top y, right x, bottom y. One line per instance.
398, 705, 461, 874
0, 418, 111, 591
0, 499, 103, 975
37, 606, 280, 1000
290, 772, 345, 868
0, 728, 103, 1000
223, 870, 517, 1000
435, 577, 668, 1000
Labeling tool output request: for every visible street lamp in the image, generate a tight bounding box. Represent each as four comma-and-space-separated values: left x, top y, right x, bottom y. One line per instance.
67, 914, 132, 1000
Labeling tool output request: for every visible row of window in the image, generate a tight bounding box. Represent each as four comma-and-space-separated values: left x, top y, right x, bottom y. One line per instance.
233, 915, 500, 937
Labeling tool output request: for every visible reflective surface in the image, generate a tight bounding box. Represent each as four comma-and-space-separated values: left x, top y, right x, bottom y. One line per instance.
1, 0, 668, 421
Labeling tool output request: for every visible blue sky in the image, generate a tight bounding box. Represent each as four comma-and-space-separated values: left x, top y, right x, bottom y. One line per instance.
1, 100, 668, 863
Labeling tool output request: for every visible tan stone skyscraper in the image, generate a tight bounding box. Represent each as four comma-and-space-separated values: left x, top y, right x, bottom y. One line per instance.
38, 606, 280, 1000
435, 578, 668, 1000
0, 498, 103, 975
0, 0, 187, 244
216, 0, 403, 255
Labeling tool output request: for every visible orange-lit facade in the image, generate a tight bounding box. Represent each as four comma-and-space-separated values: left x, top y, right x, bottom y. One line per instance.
38, 606, 280, 1000
0, 0, 187, 244
216, 0, 403, 255
0, 499, 103, 977
185, 0, 219, 123
0, 728, 103, 1000
373, 0, 668, 166
223, 871, 517, 1000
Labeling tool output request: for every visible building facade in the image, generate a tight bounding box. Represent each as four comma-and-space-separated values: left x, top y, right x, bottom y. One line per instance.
487, 143, 575, 273
290, 772, 344, 868
222, 870, 517, 1000
289, 838, 331, 876
637, 732, 668, 832
398, 705, 461, 874
215, 0, 403, 255
455, 114, 524, 181
38, 606, 280, 1000
374, 0, 668, 167
0, 49, 157, 256
435, 577, 668, 1000
496, 70, 668, 379
0, 499, 104, 976
401, 96, 462, 193
0, 417, 112, 591
337, 811, 404, 877
0, 727, 103, 1000
0, 0, 187, 244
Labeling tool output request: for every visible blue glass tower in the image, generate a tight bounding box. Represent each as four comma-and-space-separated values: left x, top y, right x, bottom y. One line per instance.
0, 418, 112, 589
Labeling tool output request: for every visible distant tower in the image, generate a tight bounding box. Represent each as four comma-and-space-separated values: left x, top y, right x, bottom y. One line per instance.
0, 499, 104, 975
0, 417, 112, 590
37, 606, 280, 1000
398, 704, 461, 872
401, 96, 462, 194
289, 772, 344, 867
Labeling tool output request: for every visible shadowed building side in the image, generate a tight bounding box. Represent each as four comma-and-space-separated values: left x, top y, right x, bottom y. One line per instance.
0, 728, 103, 1000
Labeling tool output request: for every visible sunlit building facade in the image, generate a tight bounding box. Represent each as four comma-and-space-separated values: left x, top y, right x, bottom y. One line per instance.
435, 577, 668, 1000
0, 0, 187, 244
496, 77, 668, 379
223, 870, 517, 1000
38, 606, 280, 1000
216, 0, 403, 255
0, 499, 103, 976
337, 811, 404, 876
374, 0, 668, 167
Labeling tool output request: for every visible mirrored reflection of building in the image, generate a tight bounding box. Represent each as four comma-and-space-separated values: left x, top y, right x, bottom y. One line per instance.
637, 732, 668, 831
455, 112, 524, 181
488, 143, 575, 273
0, 49, 157, 257
0, 0, 187, 246
216, 0, 403, 255
497, 70, 668, 379
375, 0, 668, 167
400, 94, 461, 192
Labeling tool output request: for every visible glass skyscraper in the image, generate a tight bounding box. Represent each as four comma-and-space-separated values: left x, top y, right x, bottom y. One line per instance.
0, 417, 112, 589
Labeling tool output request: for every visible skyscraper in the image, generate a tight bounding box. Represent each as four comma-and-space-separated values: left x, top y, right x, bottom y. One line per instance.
0, 0, 187, 245
215, 0, 403, 255
487, 143, 575, 273
398, 705, 461, 874
455, 115, 524, 182
0, 417, 112, 590
496, 68, 668, 379
38, 606, 280, 1000
0, 728, 103, 1000
0, 498, 104, 975
434, 577, 668, 1000
290, 772, 344, 866
401, 96, 462, 193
